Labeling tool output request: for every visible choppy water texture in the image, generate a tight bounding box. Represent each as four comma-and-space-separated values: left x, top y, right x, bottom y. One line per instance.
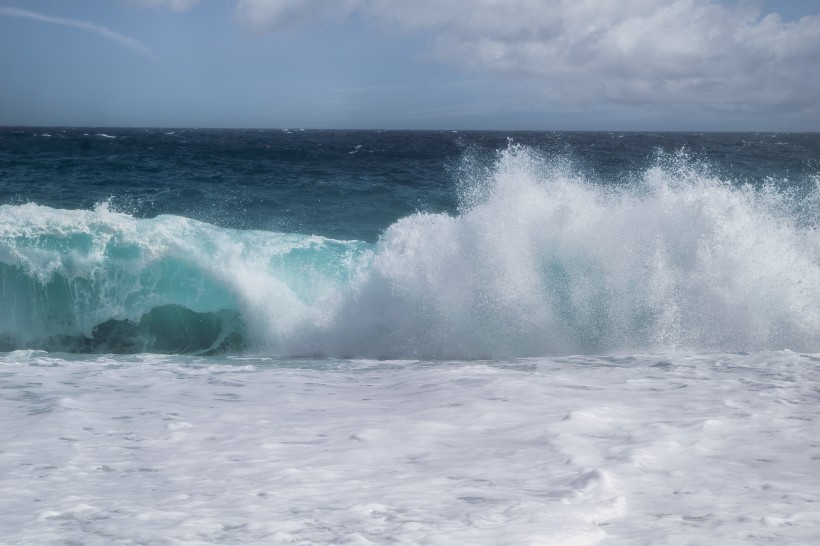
1, 129, 819, 544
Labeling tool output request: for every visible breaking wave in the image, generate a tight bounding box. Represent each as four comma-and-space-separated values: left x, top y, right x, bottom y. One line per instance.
2, 145, 818, 357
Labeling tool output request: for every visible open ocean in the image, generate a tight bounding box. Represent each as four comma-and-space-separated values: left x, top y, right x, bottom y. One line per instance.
1, 128, 819, 544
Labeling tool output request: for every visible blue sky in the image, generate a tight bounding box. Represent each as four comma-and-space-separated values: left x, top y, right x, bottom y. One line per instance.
1, 0, 818, 130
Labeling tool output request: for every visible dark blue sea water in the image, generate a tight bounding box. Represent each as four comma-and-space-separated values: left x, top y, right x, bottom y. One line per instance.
4, 129, 819, 240
1, 128, 819, 356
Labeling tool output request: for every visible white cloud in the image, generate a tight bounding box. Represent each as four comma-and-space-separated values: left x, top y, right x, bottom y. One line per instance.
0, 5, 154, 57
232, 0, 820, 117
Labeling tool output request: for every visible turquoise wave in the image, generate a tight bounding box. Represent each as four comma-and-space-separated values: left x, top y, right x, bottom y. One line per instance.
0, 202, 370, 354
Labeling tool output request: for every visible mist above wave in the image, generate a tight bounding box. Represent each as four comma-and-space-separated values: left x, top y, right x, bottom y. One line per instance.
310, 145, 820, 357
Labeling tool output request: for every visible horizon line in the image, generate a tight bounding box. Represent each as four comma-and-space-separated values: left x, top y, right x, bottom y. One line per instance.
1, 124, 817, 135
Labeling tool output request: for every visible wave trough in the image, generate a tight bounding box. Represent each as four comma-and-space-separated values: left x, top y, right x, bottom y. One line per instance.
2, 145, 818, 357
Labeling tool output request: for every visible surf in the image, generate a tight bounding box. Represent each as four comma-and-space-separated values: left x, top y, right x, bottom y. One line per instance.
1, 145, 818, 357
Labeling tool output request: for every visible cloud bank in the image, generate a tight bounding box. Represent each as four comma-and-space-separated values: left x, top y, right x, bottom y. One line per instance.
0, 5, 154, 57
233, 0, 820, 118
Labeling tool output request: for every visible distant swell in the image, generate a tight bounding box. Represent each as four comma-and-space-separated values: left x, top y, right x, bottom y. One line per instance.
1, 145, 819, 357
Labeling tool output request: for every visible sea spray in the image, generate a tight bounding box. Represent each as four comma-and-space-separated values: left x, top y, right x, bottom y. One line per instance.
1, 145, 818, 357
309, 145, 820, 357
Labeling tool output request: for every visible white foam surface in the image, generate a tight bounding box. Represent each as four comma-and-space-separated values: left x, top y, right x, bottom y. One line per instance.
1, 351, 819, 544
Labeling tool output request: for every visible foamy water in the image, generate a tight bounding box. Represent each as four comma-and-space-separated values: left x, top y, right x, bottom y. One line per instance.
2, 351, 818, 544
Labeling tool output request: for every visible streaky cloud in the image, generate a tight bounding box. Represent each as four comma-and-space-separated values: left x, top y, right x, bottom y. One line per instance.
0, 5, 154, 57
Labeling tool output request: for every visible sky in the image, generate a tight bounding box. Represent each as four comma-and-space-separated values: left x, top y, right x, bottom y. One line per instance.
1, 0, 818, 130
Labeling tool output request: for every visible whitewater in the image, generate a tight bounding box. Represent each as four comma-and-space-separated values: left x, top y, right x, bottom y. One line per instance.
1, 130, 819, 544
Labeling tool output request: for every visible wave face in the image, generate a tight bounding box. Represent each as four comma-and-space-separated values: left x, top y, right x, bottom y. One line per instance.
2, 145, 819, 357
0, 203, 368, 354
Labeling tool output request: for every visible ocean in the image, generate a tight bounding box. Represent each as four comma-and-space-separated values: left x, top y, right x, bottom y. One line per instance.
1, 128, 819, 544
